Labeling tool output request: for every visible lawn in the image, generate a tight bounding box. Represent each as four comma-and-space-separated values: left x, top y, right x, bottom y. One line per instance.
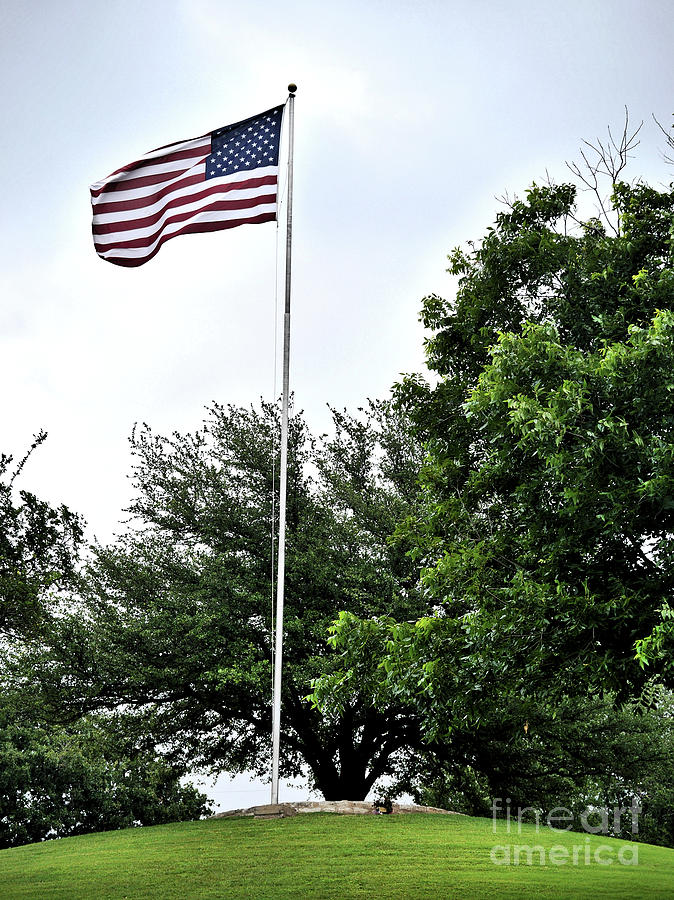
2, 812, 674, 899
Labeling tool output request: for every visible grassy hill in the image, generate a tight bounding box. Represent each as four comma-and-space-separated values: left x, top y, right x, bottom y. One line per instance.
2, 812, 674, 899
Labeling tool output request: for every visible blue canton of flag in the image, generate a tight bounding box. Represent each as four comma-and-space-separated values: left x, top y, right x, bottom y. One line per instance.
207, 107, 282, 179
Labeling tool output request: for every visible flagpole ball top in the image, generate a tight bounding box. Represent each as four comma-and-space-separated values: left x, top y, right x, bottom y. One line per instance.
288, 83, 297, 95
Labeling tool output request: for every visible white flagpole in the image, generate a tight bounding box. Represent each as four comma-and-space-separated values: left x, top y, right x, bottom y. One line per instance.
271, 83, 296, 806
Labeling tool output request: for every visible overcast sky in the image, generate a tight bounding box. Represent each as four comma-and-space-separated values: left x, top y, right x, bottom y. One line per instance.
2, 0, 673, 807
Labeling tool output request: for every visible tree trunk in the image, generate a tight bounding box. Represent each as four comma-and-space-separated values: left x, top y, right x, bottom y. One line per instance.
285, 689, 411, 801
312, 761, 371, 801
291, 709, 400, 800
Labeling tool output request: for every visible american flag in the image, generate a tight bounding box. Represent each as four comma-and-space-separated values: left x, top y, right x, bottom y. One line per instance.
90, 106, 284, 267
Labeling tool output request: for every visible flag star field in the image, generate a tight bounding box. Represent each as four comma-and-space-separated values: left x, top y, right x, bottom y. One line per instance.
207, 108, 282, 179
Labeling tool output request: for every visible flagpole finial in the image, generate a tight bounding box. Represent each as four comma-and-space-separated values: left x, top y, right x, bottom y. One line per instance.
288, 83, 297, 95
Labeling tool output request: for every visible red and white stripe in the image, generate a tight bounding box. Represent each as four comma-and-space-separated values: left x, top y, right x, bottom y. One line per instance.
90, 133, 278, 267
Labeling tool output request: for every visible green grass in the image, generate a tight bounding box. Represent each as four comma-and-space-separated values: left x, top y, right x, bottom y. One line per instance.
2, 813, 674, 899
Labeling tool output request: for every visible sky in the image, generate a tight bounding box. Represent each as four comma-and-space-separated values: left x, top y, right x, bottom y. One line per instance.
2, 0, 673, 809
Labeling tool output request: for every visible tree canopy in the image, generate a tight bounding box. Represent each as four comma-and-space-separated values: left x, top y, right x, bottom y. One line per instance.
392, 176, 674, 707
16, 400, 428, 800
0, 435, 211, 847
0, 432, 83, 636
0, 703, 211, 849
313, 132, 674, 819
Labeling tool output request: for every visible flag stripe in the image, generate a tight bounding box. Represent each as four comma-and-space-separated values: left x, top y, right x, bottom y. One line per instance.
90, 106, 282, 266
90, 138, 212, 194
93, 177, 278, 233
93, 164, 211, 208
93, 188, 278, 245
92, 172, 207, 217
96, 209, 277, 267
93, 168, 277, 219
91, 160, 207, 198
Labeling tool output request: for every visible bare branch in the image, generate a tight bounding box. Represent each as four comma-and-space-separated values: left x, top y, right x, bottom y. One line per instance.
495, 189, 516, 211
565, 108, 643, 236
652, 113, 674, 167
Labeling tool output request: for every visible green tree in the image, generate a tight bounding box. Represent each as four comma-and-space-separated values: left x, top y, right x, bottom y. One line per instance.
0, 432, 83, 636
0, 698, 211, 848
313, 125, 674, 813
404, 692, 674, 849
393, 173, 674, 704
18, 400, 427, 800
0, 435, 211, 846
312, 612, 674, 845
